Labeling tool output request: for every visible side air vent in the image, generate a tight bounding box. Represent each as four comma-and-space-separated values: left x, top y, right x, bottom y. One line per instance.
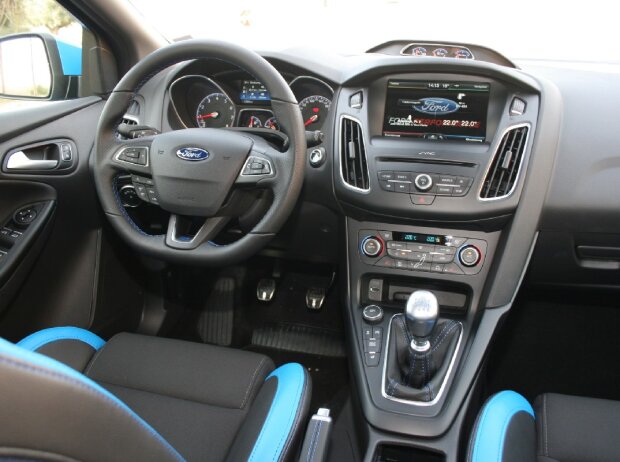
480, 125, 530, 200
121, 99, 141, 125
340, 116, 369, 191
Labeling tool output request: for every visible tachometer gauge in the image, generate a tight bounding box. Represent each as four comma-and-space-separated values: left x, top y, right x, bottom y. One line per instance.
299, 95, 331, 130
264, 117, 280, 130
411, 46, 427, 56
195, 93, 235, 128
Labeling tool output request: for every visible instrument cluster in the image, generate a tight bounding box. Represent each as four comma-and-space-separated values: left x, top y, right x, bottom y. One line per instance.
169, 73, 334, 132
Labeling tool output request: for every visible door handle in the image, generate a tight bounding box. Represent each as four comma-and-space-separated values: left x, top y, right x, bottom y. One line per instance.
6, 151, 59, 170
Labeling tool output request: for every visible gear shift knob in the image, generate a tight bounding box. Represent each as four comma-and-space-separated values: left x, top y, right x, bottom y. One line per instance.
405, 290, 438, 352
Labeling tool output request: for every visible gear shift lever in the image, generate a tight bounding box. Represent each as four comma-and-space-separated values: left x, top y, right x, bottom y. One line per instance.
405, 290, 438, 352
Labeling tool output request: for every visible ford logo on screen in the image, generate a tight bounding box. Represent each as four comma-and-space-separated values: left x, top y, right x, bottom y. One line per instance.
412, 98, 460, 115
176, 147, 210, 161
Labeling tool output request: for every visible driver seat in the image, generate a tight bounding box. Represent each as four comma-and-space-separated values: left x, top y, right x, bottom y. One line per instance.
0, 327, 311, 461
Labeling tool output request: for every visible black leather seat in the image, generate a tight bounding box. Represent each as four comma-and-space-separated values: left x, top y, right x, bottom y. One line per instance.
0, 327, 311, 461
468, 390, 620, 462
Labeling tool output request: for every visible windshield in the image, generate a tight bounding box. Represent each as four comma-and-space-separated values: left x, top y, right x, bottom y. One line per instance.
128, 0, 617, 63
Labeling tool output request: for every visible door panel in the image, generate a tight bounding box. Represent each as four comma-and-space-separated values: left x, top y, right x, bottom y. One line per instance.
0, 98, 107, 340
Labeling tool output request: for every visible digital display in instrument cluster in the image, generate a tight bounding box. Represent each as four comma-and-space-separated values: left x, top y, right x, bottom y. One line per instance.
240, 80, 270, 102
383, 80, 490, 142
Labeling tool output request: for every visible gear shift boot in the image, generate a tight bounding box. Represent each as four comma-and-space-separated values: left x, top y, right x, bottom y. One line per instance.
384, 289, 462, 403
385, 315, 461, 402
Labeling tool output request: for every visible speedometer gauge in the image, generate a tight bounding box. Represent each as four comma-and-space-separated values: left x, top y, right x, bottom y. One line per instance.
299, 95, 331, 130
195, 93, 235, 128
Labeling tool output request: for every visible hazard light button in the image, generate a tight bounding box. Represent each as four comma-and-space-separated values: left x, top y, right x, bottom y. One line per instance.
410, 194, 436, 205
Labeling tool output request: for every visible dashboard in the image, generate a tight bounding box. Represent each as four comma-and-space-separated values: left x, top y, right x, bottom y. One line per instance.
123, 38, 620, 452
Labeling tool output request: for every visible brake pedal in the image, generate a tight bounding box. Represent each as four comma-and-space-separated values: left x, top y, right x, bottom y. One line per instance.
306, 287, 326, 310
257, 278, 276, 302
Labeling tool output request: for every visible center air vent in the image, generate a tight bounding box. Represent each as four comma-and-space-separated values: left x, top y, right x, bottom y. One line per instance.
480, 125, 530, 199
340, 116, 369, 191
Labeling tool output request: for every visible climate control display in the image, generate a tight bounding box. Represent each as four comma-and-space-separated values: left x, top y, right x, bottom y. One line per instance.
358, 229, 487, 276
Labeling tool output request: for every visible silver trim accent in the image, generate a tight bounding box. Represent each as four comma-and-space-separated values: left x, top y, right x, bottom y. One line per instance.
381, 315, 463, 407
119, 184, 140, 208
414, 173, 433, 192
410, 339, 430, 352
289, 75, 334, 96
399, 43, 475, 60
361, 237, 382, 257
169, 75, 237, 129
362, 305, 384, 323
6, 151, 58, 170
339, 114, 371, 194
239, 155, 273, 177
114, 146, 150, 168
121, 113, 140, 125
478, 123, 531, 201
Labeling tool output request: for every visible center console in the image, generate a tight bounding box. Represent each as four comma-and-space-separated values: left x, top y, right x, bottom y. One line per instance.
330, 60, 562, 460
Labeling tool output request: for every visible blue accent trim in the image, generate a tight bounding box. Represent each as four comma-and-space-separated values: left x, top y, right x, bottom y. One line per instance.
17, 327, 106, 352
0, 337, 183, 461
249, 363, 306, 462
55, 39, 82, 76
471, 390, 534, 462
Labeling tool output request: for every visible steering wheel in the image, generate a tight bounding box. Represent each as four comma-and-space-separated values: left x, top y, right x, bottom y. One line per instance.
93, 40, 306, 265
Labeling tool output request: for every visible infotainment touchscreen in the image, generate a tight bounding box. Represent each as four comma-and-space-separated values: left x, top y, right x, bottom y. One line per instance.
382, 80, 490, 141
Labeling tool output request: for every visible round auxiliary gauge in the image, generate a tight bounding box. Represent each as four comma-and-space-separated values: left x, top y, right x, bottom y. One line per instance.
411, 46, 427, 56
264, 117, 280, 130
246, 115, 262, 128
433, 48, 448, 57
454, 49, 472, 59
299, 95, 331, 130
195, 92, 236, 128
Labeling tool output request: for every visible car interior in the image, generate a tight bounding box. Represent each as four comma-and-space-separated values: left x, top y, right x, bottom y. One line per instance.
1, 0, 620, 461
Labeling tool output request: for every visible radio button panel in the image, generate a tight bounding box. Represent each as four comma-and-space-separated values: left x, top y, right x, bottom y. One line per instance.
378, 171, 473, 198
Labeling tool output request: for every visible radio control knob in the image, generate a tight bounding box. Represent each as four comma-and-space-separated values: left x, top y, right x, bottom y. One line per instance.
459, 245, 481, 267
361, 236, 383, 258
414, 174, 433, 192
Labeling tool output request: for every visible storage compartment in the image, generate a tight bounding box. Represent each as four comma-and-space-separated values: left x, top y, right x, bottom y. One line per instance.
373, 444, 445, 462
362, 274, 470, 315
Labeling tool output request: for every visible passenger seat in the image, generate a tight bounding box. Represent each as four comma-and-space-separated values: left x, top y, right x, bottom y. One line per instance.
468, 390, 620, 461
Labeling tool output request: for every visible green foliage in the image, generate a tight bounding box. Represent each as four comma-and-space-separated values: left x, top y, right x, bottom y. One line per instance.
0, 0, 75, 36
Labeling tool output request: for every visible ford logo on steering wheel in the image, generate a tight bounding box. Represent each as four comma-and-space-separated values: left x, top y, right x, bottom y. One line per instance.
176, 147, 210, 161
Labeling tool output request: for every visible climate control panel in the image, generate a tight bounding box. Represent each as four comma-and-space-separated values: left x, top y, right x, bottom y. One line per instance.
358, 229, 487, 275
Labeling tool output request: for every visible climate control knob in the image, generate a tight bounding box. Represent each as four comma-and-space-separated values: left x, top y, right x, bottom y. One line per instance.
414, 174, 433, 192
459, 245, 481, 267
361, 236, 383, 257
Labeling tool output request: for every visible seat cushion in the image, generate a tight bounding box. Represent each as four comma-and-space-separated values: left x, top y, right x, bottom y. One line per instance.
534, 393, 620, 462
85, 333, 275, 461
11, 327, 311, 462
